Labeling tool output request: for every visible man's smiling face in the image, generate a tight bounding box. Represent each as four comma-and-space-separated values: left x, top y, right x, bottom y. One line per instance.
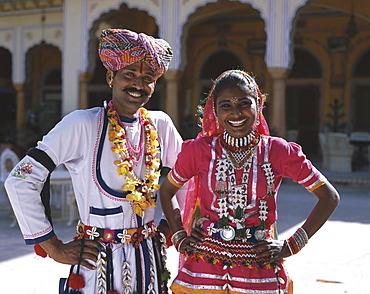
108, 62, 157, 117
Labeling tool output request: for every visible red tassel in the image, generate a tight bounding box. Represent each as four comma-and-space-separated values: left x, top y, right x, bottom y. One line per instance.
107, 292, 119, 294
34, 239, 63, 258
68, 273, 85, 290
34, 244, 48, 258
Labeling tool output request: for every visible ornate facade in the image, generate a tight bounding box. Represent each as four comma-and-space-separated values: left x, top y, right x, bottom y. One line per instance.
1, 0, 369, 155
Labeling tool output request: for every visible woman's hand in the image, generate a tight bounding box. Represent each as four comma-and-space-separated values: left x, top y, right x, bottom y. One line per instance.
253, 239, 291, 263
40, 235, 100, 270
177, 227, 204, 252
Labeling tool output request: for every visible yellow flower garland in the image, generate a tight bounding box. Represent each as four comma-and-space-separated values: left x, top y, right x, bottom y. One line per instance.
107, 106, 161, 217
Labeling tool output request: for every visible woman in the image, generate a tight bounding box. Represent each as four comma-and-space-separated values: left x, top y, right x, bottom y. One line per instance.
160, 69, 339, 293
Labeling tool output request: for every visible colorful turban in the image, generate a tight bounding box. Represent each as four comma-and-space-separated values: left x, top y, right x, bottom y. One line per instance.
98, 28, 173, 79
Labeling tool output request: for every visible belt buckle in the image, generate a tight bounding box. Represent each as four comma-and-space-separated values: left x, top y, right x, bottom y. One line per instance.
254, 229, 267, 241
220, 226, 235, 241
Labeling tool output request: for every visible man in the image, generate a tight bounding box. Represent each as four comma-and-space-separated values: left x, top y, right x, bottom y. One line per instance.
5, 28, 183, 294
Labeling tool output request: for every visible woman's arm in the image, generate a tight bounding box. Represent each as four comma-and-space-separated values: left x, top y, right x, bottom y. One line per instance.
301, 181, 340, 238
160, 177, 204, 252
254, 181, 340, 261
160, 177, 183, 233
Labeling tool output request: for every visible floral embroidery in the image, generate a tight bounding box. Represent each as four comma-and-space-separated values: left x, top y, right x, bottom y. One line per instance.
131, 232, 144, 248
12, 162, 33, 179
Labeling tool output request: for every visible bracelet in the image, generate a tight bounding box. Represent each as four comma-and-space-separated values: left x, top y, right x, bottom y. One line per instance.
284, 240, 293, 256
286, 227, 309, 255
175, 236, 187, 252
171, 230, 187, 246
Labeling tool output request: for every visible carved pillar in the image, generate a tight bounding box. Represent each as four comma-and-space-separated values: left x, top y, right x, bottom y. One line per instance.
13, 83, 25, 132
267, 67, 289, 138
79, 71, 93, 109
162, 70, 182, 127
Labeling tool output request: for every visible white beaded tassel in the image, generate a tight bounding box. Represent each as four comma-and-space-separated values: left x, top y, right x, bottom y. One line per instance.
122, 246, 132, 294
97, 246, 107, 294
147, 241, 156, 294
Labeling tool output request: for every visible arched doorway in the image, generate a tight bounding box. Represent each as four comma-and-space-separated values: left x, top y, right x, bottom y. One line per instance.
42, 68, 62, 121
199, 50, 244, 102
351, 48, 370, 133
0, 47, 16, 144
179, 1, 266, 139
21, 42, 62, 148
286, 48, 322, 155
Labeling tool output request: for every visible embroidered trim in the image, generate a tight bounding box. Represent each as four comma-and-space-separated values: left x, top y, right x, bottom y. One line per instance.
179, 267, 278, 283
298, 171, 315, 185
89, 206, 123, 216
307, 176, 327, 192
76, 220, 156, 247
185, 236, 280, 269
12, 161, 33, 179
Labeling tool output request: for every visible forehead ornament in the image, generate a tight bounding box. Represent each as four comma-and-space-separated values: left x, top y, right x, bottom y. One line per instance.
230, 97, 239, 103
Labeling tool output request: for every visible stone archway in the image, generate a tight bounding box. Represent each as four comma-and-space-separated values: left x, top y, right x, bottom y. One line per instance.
286, 48, 323, 154
351, 48, 370, 133
178, 1, 267, 139
21, 42, 61, 147
0, 47, 16, 144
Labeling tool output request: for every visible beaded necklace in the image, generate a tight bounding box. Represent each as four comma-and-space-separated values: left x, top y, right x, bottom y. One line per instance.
214, 133, 275, 241
115, 114, 144, 163
106, 101, 161, 217
219, 129, 260, 169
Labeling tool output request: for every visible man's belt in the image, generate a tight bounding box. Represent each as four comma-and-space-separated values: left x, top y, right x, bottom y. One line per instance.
76, 220, 156, 246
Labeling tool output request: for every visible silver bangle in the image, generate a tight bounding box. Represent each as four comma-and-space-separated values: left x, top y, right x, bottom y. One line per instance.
285, 239, 293, 256
176, 237, 187, 252
171, 229, 187, 245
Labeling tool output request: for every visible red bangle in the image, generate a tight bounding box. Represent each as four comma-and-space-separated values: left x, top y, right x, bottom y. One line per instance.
287, 237, 300, 255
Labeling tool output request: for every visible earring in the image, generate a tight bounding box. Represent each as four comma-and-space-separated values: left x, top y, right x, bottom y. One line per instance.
254, 100, 261, 126
108, 77, 114, 88
255, 114, 260, 126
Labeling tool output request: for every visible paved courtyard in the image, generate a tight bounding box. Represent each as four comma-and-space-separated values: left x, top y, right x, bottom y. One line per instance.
0, 177, 369, 293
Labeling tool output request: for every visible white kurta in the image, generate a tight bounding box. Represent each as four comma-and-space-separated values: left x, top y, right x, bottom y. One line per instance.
5, 106, 183, 293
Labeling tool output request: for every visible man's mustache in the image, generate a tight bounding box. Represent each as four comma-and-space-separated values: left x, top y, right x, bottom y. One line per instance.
124, 88, 148, 97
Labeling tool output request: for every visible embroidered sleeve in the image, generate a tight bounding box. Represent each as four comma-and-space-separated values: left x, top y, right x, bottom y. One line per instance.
151, 111, 183, 169
299, 172, 327, 192
270, 137, 327, 192
5, 156, 55, 244
168, 139, 198, 187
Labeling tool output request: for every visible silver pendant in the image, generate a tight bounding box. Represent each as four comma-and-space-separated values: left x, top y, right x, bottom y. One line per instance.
220, 226, 235, 241
254, 229, 266, 241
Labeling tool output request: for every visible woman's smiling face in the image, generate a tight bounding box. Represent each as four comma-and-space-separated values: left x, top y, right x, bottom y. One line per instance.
215, 86, 257, 138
